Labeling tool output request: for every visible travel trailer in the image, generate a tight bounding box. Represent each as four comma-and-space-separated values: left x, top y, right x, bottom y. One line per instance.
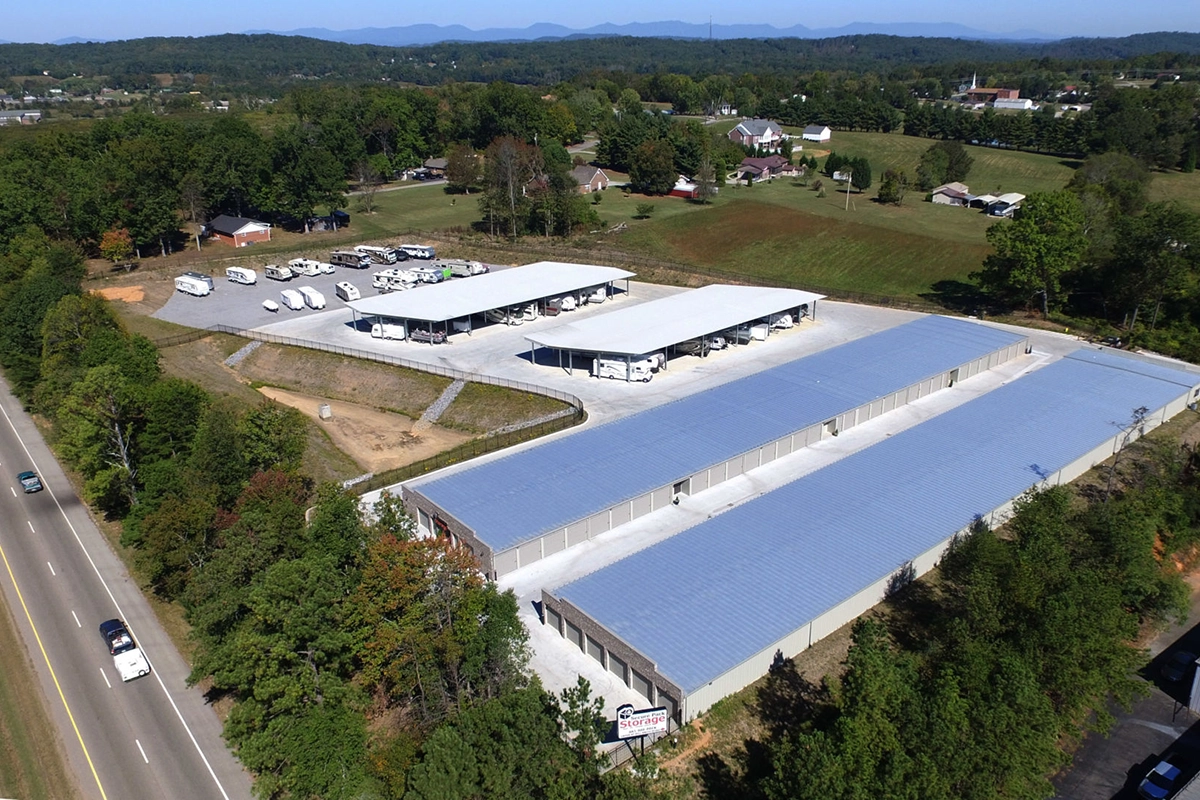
264, 264, 293, 281
288, 258, 322, 277
354, 245, 399, 264
334, 282, 360, 302
398, 244, 436, 260
370, 323, 406, 340
591, 356, 655, 382
174, 275, 211, 297
279, 288, 305, 310
297, 286, 326, 310
225, 266, 257, 285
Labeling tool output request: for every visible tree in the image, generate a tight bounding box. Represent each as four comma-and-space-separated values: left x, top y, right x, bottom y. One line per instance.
877, 168, 908, 205
693, 156, 718, 203
973, 191, 1086, 316
634, 203, 655, 219
1110, 201, 1200, 329
99, 228, 134, 264
849, 157, 872, 192
481, 136, 541, 237
238, 401, 307, 475
445, 144, 482, 194
56, 363, 141, 514
628, 139, 676, 195
1066, 152, 1152, 216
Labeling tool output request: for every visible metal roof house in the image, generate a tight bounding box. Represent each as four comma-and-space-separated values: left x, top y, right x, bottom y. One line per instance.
542, 348, 1200, 724
404, 316, 1029, 577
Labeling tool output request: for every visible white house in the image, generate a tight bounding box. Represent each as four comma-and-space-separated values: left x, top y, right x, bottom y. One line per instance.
802, 125, 832, 143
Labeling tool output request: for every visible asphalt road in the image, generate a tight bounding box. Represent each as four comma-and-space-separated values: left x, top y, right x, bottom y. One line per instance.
0, 378, 252, 800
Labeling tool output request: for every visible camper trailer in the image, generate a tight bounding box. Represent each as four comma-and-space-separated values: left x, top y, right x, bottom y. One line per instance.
174, 275, 211, 297
331, 250, 372, 269
288, 258, 322, 277
409, 265, 445, 284
485, 308, 522, 326
398, 244, 436, 260
280, 288, 305, 310
546, 295, 578, 314
334, 282, 360, 302
182, 271, 215, 291
442, 259, 488, 277
297, 286, 326, 310
264, 264, 293, 281
372, 269, 419, 290
591, 356, 655, 382
582, 286, 608, 304
763, 313, 794, 329
355, 245, 399, 264
370, 323, 406, 341
225, 266, 257, 285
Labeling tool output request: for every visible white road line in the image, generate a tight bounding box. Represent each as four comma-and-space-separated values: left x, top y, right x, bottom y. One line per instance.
9, 486, 14, 496
71, 610, 81, 627
27, 520, 34, 533
0, 399, 234, 800
100, 669, 111, 689
47, 562, 55, 576
135, 739, 149, 764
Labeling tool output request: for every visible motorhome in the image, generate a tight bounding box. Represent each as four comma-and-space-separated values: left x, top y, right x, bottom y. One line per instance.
264, 264, 293, 281
174, 275, 211, 296
288, 258, 322, 277
442, 259, 488, 277
225, 266, 257, 285
398, 244, 436, 260
330, 250, 372, 269
409, 265, 445, 284
334, 282, 360, 302
280, 288, 305, 310
355, 245, 399, 264
370, 322, 406, 340
484, 307, 522, 326
183, 271, 215, 291
592, 356, 655, 382
297, 286, 326, 310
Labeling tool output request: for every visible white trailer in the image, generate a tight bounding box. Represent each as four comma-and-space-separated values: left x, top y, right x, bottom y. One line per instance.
592, 356, 655, 382
355, 245, 399, 264
264, 264, 293, 281
334, 281, 361, 302
174, 275, 211, 296
371, 322, 407, 340
280, 288, 305, 310
297, 286, 326, 309
443, 259, 488, 277
398, 244, 436, 260
288, 258, 322, 277
373, 269, 419, 290
225, 266, 257, 285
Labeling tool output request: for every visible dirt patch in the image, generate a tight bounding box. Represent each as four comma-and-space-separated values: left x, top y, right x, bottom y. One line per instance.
257, 387, 473, 473
93, 285, 145, 303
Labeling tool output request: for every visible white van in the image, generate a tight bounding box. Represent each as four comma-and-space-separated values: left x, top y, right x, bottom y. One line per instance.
264, 264, 293, 281
371, 323, 406, 340
175, 275, 211, 296
297, 286, 326, 309
225, 266, 257, 285
355, 245, 399, 264
398, 244, 436, 260
334, 281, 360, 302
592, 356, 654, 382
288, 258, 322, 277
280, 288, 305, 310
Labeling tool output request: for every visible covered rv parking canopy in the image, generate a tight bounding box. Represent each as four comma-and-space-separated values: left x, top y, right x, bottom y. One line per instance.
344, 261, 636, 340
522, 285, 825, 371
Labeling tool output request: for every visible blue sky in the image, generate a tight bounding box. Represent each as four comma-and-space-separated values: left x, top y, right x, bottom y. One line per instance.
5, 0, 1199, 43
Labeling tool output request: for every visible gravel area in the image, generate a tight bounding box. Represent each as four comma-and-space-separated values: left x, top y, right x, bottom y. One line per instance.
223, 339, 262, 367
416, 379, 465, 429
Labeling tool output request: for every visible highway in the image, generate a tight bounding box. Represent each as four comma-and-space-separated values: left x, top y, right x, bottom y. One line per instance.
0, 377, 253, 800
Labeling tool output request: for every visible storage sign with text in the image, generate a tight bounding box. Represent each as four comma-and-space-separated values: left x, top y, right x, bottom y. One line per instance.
616, 704, 669, 739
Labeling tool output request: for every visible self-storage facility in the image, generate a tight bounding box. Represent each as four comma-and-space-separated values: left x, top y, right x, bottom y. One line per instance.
541, 348, 1200, 724
404, 315, 1029, 577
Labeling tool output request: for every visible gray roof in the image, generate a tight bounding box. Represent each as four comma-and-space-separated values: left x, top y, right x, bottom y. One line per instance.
413, 316, 1026, 554
571, 165, 606, 184
735, 118, 782, 137
803, 124, 830, 134
206, 214, 268, 236
347, 262, 636, 323
524, 285, 825, 357
554, 348, 1200, 695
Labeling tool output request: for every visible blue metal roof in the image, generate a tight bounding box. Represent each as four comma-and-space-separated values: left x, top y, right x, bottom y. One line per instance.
414, 316, 1025, 553
555, 351, 1198, 695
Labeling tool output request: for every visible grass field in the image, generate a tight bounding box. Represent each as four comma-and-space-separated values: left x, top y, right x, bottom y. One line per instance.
0, 593, 80, 800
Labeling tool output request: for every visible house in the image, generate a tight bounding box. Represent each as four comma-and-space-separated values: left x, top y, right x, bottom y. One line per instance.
965, 87, 1019, 104
204, 215, 272, 247
423, 157, 448, 177
987, 193, 1025, 217
930, 182, 972, 206
728, 119, 784, 151
801, 125, 832, 143
0, 110, 41, 125
738, 155, 796, 183
570, 165, 610, 194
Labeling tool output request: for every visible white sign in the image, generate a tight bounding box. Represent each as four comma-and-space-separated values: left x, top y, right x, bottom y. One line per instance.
616, 704, 669, 739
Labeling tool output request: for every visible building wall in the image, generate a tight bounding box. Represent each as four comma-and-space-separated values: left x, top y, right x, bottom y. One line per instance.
546, 379, 1194, 722
212, 228, 271, 247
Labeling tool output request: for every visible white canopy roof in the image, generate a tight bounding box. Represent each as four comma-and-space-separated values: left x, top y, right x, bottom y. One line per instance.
524, 285, 825, 356
346, 261, 636, 323
994, 192, 1026, 205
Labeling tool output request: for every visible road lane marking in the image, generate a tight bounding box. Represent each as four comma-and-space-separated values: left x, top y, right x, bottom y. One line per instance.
0, 541, 108, 799
71, 610, 81, 627
135, 739, 149, 764
27, 520, 34, 533
47, 562, 55, 576
0, 398, 234, 800
100, 668, 111, 689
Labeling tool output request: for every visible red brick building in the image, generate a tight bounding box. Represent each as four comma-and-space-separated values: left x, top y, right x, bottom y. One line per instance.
205, 215, 272, 247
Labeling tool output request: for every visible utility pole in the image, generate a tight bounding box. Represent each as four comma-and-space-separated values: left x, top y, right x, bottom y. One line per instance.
845, 170, 852, 211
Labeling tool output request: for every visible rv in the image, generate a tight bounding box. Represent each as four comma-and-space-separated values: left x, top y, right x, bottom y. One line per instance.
331, 250, 372, 269
174, 275, 211, 297
485, 307, 522, 326
409, 265, 445, 284
372, 269, 419, 290
442, 259, 488, 278
334, 282, 360, 302
398, 244, 436, 260
546, 295, 578, 314
297, 286, 326, 310
371, 323, 407, 341
582, 286, 608, 304
355, 245, 399, 264
592, 356, 655, 382
225, 266, 257, 285
288, 258, 322, 277
264, 264, 293, 281
279, 289, 305, 310
763, 313, 794, 329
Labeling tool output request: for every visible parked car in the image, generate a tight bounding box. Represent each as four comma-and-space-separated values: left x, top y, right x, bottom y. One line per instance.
1139, 758, 1184, 799
16, 470, 42, 493
1162, 650, 1196, 682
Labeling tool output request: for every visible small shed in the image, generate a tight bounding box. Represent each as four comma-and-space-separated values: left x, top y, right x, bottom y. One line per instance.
205, 215, 271, 247
571, 166, 610, 194
930, 182, 971, 206
801, 125, 832, 143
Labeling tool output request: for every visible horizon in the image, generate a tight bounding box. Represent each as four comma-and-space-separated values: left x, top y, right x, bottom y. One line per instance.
4, 1, 1200, 45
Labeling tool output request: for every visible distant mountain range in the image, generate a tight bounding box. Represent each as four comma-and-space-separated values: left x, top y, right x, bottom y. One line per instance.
242, 20, 1061, 46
